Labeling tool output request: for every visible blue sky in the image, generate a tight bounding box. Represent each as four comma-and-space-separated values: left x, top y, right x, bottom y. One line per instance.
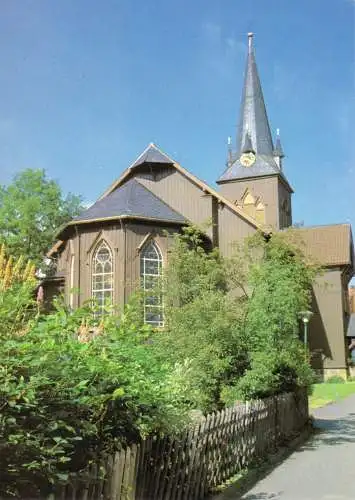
0, 0, 354, 229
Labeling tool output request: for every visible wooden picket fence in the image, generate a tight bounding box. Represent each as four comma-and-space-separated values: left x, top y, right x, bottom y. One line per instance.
50, 388, 308, 500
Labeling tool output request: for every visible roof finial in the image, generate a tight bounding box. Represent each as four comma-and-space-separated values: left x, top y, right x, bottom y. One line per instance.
273, 128, 285, 163
248, 32, 254, 51
226, 136, 233, 167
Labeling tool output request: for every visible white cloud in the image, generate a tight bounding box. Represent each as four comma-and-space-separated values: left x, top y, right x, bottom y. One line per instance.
200, 21, 245, 78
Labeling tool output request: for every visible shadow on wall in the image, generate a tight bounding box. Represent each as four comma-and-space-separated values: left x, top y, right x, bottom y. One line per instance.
308, 288, 332, 373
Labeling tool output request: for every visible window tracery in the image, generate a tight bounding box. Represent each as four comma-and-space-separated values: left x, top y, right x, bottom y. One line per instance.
92, 241, 113, 315
140, 240, 163, 327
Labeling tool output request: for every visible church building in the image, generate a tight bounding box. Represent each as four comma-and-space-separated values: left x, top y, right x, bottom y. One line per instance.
47, 34, 354, 379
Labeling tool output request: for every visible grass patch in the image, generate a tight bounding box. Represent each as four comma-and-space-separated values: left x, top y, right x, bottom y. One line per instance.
309, 382, 355, 409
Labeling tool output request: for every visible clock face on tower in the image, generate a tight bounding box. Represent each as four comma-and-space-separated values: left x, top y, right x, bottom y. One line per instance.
240, 152, 256, 167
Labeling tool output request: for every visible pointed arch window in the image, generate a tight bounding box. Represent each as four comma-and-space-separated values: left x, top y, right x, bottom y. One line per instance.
140, 240, 163, 327
92, 241, 113, 315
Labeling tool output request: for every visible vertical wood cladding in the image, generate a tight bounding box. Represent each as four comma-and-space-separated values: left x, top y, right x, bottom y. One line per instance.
219, 176, 279, 229
278, 181, 293, 229
218, 205, 257, 258
136, 168, 214, 239
310, 269, 347, 371
64, 224, 124, 308
59, 222, 181, 310
124, 223, 179, 302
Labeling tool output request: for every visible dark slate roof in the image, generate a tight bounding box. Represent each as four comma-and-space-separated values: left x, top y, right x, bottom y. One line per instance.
217, 34, 283, 184
236, 33, 274, 157
347, 314, 355, 338
218, 154, 280, 182
241, 132, 254, 153
131, 143, 174, 168
74, 178, 185, 224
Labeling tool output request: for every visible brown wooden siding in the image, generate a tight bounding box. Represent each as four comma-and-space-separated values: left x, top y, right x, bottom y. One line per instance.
278, 181, 292, 229
65, 224, 124, 308
124, 222, 179, 301
135, 168, 214, 238
310, 269, 347, 371
218, 205, 257, 258
219, 176, 279, 229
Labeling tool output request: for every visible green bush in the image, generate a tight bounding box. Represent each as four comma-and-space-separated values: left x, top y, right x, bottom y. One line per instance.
326, 375, 346, 384
159, 227, 317, 407
0, 226, 320, 496
0, 293, 193, 498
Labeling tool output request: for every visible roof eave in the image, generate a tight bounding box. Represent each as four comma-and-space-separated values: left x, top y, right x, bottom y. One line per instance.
217, 171, 294, 193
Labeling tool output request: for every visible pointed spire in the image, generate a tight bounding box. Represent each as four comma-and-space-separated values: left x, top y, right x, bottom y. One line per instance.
273, 128, 285, 158
236, 33, 274, 156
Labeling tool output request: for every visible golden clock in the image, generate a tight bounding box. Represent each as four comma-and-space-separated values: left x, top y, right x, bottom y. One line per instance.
240, 152, 256, 167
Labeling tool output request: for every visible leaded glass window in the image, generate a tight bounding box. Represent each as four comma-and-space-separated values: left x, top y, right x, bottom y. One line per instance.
92, 241, 113, 315
140, 240, 163, 327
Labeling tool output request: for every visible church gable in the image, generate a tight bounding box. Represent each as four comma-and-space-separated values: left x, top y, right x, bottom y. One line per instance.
100, 143, 261, 242
73, 177, 186, 225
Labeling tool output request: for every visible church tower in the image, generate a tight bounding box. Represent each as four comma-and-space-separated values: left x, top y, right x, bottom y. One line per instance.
217, 33, 293, 230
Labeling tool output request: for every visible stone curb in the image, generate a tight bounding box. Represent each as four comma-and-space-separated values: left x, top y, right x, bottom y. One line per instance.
209, 421, 314, 500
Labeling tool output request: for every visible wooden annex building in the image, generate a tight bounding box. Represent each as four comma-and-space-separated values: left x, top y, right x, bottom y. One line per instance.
47, 34, 354, 380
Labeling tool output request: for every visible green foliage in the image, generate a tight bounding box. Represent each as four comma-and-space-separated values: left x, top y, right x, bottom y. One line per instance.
154, 227, 248, 411
0, 288, 192, 497
242, 230, 319, 352
222, 344, 315, 404
157, 226, 319, 409
0, 169, 83, 264
325, 376, 346, 384
0, 226, 320, 496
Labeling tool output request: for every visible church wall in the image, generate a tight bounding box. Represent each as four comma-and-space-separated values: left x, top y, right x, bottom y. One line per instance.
54, 221, 182, 312
219, 176, 279, 229
56, 242, 68, 293
135, 168, 214, 238
278, 181, 292, 229
310, 269, 348, 377
68, 223, 125, 309
217, 204, 257, 258
124, 222, 179, 301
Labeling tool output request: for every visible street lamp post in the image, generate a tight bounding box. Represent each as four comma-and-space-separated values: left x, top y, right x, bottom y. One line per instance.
298, 310, 313, 352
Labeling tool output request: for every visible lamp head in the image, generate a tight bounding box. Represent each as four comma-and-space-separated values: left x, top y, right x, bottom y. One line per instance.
298, 310, 313, 324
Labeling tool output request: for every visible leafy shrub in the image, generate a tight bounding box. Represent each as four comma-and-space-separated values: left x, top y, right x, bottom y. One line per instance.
326, 375, 346, 384
0, 293, 193, 498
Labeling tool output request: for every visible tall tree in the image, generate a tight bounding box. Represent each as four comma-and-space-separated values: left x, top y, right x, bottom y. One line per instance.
0, 169, 83, 264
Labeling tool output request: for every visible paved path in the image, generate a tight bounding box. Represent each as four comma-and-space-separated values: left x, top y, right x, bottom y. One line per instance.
237, 394, 355, 499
